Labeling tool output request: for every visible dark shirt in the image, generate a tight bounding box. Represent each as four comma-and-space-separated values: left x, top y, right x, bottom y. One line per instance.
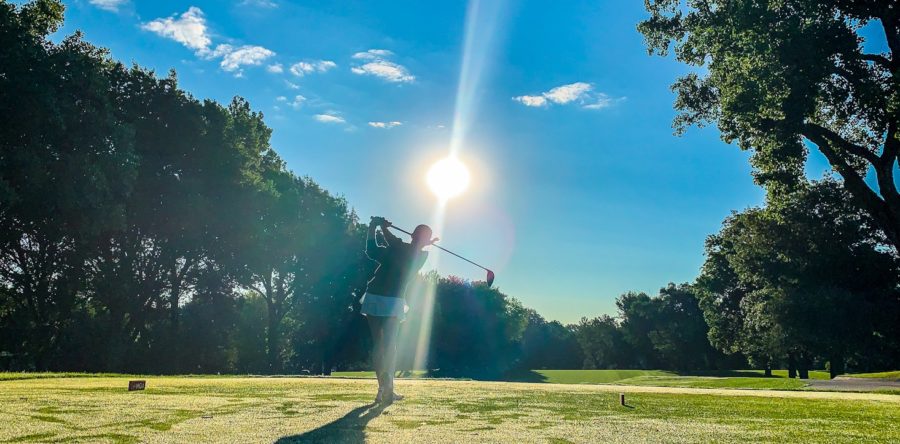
365, 228, 427, 298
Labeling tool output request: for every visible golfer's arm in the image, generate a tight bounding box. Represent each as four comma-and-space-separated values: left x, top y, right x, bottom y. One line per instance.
365, 221, 385, 261
381, 226, 402, 245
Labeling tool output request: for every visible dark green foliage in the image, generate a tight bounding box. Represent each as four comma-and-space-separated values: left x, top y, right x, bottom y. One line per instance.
519, 311, 583, 370
428, 276, 529, 378
639, 0, 900, 250
575, 285, 734, 371
0, 0, 369, 374
696, 180, 900, 376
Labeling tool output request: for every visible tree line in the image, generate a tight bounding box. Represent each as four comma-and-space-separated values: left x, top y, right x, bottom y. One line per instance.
2, 1, 898, 378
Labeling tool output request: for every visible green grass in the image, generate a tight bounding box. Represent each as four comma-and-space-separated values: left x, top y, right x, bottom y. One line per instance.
526, 369, 832, 390
335, 369, 831, 390
0, 375, 897, 443
331, 370, 430, 379
843, 371, 900, 380
529, 369, 675, 384
0, 372, 132, 381
618, 375, 810, 390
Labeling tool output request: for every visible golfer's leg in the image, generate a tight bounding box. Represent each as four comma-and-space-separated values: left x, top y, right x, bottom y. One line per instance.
366, 316, 385, 392
382, 316, 401, 396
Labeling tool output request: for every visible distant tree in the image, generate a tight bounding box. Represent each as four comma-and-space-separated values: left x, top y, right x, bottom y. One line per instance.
616, 292, 660, 369
640, 1, 900, 251
429, 277, 529, 378
575, 315, 628, 369
519, 310, 583, 370
697, 180, 900, 377
649, 283, 728, 371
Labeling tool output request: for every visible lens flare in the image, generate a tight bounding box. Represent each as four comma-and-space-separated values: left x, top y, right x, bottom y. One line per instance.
427, 157, 470, 200
397, 0, 507, 373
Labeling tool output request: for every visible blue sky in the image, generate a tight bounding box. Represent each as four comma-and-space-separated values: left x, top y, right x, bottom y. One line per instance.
48, 0, 840, 323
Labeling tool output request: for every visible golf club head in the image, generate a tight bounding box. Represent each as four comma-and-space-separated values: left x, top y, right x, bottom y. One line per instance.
486, 270, 495, 287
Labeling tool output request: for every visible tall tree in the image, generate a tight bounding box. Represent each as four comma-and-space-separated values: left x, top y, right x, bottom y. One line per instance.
575, 315, 628, 369
640, 0, 900, 250
0, 0, 136, 369
697, 180, 900, 377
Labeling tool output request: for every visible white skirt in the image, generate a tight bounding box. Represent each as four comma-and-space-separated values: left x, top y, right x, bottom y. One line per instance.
360, 292, 408, 319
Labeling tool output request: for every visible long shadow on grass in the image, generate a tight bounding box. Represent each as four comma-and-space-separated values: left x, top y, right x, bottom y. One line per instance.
275, 403, 386, 443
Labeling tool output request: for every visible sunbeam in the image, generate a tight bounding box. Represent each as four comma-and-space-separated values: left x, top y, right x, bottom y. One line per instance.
402, 0, 508, 372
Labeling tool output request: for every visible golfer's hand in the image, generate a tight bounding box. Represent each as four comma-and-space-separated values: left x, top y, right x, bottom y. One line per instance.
370, 216, 385, 227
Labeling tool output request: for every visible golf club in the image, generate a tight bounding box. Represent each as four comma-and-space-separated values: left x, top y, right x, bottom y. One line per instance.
388, 224, 496, 287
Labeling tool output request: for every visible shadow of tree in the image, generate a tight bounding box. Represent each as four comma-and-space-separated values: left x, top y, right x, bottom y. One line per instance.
502, 369, 549, 383
275, 403, 386, 443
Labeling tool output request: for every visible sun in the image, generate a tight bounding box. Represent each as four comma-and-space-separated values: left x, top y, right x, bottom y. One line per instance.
426, 156, 471, 200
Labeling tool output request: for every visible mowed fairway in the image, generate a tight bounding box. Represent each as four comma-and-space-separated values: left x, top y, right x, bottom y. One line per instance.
2, 376, 899, 443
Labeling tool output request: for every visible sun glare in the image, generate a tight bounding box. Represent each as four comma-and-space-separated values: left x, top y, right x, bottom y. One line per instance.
426, 157, 471, 200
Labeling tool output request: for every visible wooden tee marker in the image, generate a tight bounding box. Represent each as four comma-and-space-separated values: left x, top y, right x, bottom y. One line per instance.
128, 380, 146, 391
619, 393, 625, 406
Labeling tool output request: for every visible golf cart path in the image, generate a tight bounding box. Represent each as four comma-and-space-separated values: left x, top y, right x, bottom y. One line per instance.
806, 376, 900, 392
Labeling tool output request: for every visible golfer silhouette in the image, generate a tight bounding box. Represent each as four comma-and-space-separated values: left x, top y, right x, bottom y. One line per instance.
361, 216, 433, 404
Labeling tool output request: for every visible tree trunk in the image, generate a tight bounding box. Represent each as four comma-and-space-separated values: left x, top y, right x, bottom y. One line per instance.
266, 305, 282, 374
829, 352, 845, 379
764, 362, 772, 377
798, 354, 809, 380
788, 353, 797, 378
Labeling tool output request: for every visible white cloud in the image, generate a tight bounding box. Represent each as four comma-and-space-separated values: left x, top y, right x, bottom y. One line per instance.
352, 49, 393, 60
267, 63, 284, 73
142, 7, 274, 76
290, 60, 337, 76
513, 95, 547, 107
240, 0, 278, 7
218, 45, 275, 72
544, 82, 592, 104
89, 0, 127, 12
314, 111, 345, 124
142, 7, 211, 53
276, 95, 305, 110
351, 60, 414, 83
513, 82, 624, 110
285, 80, 300, 90
368, 121, 402, 129
288, 95, 306, 109
350, 49, 414, 83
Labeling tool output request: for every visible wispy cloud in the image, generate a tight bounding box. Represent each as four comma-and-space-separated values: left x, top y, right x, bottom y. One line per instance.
276, 95, 306, 109
350, 49, 414, 83
142, 7, 274, 76
314, 111, 346, 124
240, 0, 278, 8
352, 49, 393, 60
582, 93, 625, 110
513, 82, 624, 109
267, 63, 283, 73
368, 121, 402, 129
285, 80, 300, 90
89, 0, 127, 12
290, 60, 337, 77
